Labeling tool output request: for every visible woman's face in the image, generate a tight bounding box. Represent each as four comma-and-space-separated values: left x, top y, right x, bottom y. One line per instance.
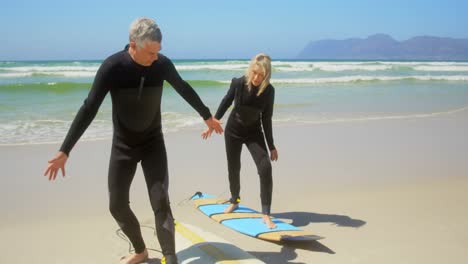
250, 65, 265, 87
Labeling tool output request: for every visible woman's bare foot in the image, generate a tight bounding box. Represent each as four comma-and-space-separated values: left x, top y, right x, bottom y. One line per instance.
224, 203, 239, 213
119, 248, 148, 264
263, 215, 277, 229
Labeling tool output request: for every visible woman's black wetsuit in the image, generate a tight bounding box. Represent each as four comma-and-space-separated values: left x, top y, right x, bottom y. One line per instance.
59, 47, 211, 260
215, 76, 275, 215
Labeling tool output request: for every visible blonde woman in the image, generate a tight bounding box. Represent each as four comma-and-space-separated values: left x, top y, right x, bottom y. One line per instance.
203, 53, 278, 228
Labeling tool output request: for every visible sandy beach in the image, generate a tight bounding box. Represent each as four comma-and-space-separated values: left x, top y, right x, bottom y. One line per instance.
1, 110, 467, 263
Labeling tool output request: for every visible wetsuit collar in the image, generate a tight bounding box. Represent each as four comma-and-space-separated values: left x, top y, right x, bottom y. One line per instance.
123, 45, 149, 70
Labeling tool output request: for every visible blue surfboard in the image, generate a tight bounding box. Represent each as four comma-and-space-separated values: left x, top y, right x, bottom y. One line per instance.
191, 192, 323, 242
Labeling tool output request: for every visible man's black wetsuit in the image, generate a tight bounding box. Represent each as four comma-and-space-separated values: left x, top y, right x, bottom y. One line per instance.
60, 47, 211, 261
215, 76, 275, 215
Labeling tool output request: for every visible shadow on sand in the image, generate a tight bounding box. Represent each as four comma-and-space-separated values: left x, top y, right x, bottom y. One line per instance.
272, 211, 366, 228
244, 211, 367, 263
247, 236, 336, 263
176, 241, 265, 263
145, 257, 162, 264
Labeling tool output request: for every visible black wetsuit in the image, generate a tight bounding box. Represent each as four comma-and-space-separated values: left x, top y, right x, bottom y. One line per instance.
215, 76, 275, 215
60, 47, 211, 262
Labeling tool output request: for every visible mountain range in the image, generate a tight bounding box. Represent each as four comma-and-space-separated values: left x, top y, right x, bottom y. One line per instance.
297, 34, 468, 60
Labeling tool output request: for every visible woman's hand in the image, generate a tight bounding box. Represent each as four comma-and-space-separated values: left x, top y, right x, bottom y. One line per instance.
270, 149, 278, 161
201, 127, 215, 139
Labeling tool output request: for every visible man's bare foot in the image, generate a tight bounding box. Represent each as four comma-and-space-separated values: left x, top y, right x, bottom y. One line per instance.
119, 248, 148, 264
224, 203, 239, 213
263, 215, 277, 229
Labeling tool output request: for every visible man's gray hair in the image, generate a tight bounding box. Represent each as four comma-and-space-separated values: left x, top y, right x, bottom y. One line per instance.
129, 17, 162, 48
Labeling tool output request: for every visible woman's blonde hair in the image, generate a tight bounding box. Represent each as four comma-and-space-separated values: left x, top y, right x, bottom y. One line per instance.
245, 53, 271, 96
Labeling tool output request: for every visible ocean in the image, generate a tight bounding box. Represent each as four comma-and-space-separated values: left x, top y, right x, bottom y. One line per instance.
1, 59, 468, 145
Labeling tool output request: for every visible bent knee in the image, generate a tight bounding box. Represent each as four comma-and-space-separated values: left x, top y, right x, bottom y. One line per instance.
258, 158, 272, 175
109, 196, 130, 217
150, 193, 170, 213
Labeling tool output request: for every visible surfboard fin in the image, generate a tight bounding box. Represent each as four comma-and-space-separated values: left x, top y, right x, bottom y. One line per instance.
191, 191, 203, 199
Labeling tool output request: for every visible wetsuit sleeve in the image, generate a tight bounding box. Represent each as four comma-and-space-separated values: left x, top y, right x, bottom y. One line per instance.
59, 63, 110, 156
163, 58, 212, 120
214, 78, 236, 120
262, 86, 276, 151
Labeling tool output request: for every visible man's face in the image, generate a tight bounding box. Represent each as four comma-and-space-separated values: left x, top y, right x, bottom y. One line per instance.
133, 41, 161, 66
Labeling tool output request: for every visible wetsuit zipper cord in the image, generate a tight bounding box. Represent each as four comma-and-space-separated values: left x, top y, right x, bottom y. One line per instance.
138, 76, 145, 101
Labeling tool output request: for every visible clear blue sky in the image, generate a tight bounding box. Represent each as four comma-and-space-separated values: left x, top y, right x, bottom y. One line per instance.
1, 0, 466, 60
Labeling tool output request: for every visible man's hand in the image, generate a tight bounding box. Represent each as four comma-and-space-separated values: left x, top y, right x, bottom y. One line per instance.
44, 151, 68, 181
204, 117, 223, 134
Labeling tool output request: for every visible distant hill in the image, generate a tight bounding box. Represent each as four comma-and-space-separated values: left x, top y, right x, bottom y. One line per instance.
298, 34, 468, 60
